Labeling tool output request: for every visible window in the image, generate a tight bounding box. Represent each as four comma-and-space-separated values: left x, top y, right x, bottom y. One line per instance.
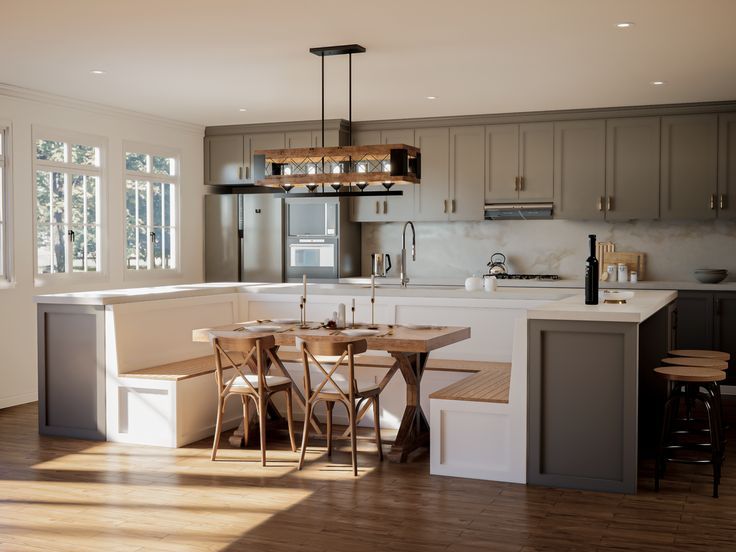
124, 149, 178, 270
34, 133, 103, 274
0, 127, 8, 280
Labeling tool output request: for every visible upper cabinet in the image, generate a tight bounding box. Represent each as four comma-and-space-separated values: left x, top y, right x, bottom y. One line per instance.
205, 132, 284, 185
414, 127, 450, 221
553, 120, 606, 220
718, 113, 736, 220
605, 117, 660, 221
350, 129, 415, 222
660, 114, 718, 220
449, 126, 485, 221
205, 135, 246, 185
485, 123, 553, 203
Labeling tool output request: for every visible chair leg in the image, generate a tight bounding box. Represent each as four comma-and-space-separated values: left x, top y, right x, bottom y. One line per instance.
211, 396, 224, 461
242, 395, 251, 448
326, 401, 334, 458
372, 396, 383, 461
298, 402, 312, 470
286, 388, 296, 453
349, 403, 358, 477
259, 393, 268, 467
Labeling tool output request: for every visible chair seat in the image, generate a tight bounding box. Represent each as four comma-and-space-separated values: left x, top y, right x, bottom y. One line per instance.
313, 381, 380, 396
230, 374, 291, 391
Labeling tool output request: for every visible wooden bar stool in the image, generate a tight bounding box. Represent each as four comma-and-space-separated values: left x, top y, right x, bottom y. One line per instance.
211, 333, 297, 465
654, 366, 725, 498
669, 349, 730, 362
296, 337, 383, 476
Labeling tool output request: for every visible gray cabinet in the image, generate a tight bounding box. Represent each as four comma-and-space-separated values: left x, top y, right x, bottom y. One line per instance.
605, 117, 660, 221
247, 133, 285, 183
205, 133, 285, 185
414, 127, 450, 221
205, 135, 246, 185
285, 131, 312, 149
660, 114, 718, 220
553, 120, 606, 220
485, 123, 553, 203
715, 293, 736, 384
449, 126, 485, 221
350, 129, 415, 222
718, 113, 736, 220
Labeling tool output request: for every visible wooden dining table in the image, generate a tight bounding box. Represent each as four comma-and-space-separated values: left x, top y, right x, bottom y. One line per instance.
192, 321, 470, 463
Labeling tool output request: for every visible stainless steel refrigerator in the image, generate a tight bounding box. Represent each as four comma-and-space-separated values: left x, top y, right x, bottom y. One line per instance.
204, 194, 284, 282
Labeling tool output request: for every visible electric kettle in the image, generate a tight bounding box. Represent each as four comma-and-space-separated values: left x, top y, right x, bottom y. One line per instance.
371, 253, 392, 277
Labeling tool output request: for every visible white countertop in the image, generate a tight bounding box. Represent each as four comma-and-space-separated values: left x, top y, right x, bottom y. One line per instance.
527, 290, 677, 323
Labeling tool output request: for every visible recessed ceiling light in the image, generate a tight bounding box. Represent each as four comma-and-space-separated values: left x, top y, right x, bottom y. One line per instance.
426, 96, 438, 100
238, 108, 247, 112
651, 80, 666, 86
90, 69, 106, 75
616, 22, 634, 28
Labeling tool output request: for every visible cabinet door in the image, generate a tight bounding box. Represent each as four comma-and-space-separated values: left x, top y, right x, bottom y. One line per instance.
285, 131, 312, 148
675, 291, 714, 350
718, 113, 736, 220
382, 129, 416, 222
518, 123, 554, 201
715, 292, 736, 384
449, 126, 485, 221
553, 120, 606, 220
605, 117, 660, 221
349, 130, 384, 222
247, 132, 285, 183
312, 129, 340, 147
414, 127, 450, 221
205, 135, 245, 185
660, 114, 718, 220
485, 124, 519, 202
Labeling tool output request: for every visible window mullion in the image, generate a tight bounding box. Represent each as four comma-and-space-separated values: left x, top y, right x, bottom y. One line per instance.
64, 171, 72, 273
146, 182, 153, 270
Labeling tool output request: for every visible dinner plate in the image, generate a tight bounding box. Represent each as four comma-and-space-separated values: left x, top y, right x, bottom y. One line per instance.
340, 329, 381, 337
243, 325, 282, 333
270, 318, 300, 324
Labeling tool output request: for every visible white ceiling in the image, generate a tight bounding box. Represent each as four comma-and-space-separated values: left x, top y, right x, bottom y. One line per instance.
2, 0, 736, 126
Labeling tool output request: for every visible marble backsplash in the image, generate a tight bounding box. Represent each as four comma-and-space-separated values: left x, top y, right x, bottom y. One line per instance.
361, 219, 736, 282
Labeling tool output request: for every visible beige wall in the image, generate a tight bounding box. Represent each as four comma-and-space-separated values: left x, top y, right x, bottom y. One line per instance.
0, 89, 204, 409
363, 219, 736, 282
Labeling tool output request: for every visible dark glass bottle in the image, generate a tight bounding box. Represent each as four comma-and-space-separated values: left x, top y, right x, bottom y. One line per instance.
585, 234, 599, 305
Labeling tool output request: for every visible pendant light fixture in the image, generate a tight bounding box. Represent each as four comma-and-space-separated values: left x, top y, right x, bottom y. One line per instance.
253, 44, 421, 197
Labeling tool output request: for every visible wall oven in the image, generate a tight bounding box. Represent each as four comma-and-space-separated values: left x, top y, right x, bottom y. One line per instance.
284, 196, 360, 282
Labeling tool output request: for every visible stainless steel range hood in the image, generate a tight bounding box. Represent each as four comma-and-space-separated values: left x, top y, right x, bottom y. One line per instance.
484, 203, 554, 220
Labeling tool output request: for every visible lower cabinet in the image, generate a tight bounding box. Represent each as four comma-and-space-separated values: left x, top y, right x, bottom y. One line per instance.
676, 291, 736, 384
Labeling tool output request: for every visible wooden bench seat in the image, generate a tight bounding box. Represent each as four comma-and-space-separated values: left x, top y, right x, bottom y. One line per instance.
429, 367, 511, 404
125, 353, 509, 381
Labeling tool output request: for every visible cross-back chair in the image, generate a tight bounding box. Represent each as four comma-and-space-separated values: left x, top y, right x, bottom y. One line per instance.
211, 333, 296, 465
297, 337, 383, 476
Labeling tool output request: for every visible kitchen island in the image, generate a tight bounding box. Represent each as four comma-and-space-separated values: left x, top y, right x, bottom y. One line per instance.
35, 282, 675, 492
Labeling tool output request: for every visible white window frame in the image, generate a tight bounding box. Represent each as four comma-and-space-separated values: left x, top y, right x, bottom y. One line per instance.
123, 142, 181, 277
0, 123, 13, 286
32, 126, 108, 284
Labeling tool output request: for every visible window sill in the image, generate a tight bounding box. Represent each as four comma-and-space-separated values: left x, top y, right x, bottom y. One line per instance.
34, 271, 109, 289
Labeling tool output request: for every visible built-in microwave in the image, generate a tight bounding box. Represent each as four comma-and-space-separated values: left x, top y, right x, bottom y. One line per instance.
286, 198, 338, 237
285, 237, 338, 280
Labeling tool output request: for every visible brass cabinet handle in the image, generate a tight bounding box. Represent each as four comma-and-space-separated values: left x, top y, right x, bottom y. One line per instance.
238, 166, 243, 180
451, 199, 456, 213
375, 201, 380, 214
607, 196, 613, 211
598, 197, 603, 211
514, 176, 519, 191
383, 200, 388, 214
720, 194, 726, 210
443, 199, 448, 213
710, 194, 716, 210
519, 176, 524, 191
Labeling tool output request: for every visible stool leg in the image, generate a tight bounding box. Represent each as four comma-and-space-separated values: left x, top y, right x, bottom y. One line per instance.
702, 397, 721, 499
656, 393, 678, 491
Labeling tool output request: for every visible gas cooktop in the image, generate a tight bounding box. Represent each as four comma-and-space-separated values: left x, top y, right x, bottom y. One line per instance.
489, 274, 560, 280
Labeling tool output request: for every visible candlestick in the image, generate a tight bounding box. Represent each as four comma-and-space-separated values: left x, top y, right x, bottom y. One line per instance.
303, 274, 307, 300
371, 274, 375, 300
299, 296, 305, 326
351, 298, 355, 328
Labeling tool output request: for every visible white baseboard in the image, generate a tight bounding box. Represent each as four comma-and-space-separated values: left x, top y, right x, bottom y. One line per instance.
0, 392, 38, 410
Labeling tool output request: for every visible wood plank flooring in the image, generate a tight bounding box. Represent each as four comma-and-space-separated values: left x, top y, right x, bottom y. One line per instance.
1, 401, 736, 551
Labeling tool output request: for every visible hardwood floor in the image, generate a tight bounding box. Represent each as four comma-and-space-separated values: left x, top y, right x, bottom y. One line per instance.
1, 401, 736, 551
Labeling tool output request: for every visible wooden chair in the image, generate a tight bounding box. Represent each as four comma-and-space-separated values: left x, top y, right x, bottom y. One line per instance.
296, 337, 383, 476
211, 333, 296, 465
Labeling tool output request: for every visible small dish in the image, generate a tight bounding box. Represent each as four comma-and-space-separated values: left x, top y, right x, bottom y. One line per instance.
340, 329, 381, 337
600, 290, 635, 304
404, 324, 436, 330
